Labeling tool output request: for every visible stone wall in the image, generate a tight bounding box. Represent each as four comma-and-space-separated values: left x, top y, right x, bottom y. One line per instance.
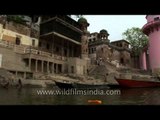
67, 57, 87, 75
0, 46, 30, 72
92, 44, 131, 67
96, 44, 112, 61
31, 28, 39, 39
5, 21, 31, 36
112, 49, 120, 61
120, 51, 131, 66
2, 29, 39, 47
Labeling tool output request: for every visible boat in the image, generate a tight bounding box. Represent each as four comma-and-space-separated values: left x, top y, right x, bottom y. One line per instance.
54, 81, 74, 89
115, 77, 160, 88
55, 80, 110, 89
73, 82, 110, 89
107, 83, 120, 89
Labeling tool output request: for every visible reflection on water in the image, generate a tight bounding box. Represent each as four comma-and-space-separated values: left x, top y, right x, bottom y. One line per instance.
1, 87, 160, 105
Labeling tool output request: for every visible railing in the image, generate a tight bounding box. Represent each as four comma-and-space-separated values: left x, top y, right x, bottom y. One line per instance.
0, 40, 28, 54
0, 40, 67, 61
25, 48, 67, 61
142, 20, 160, 30
0, 40, 14, 48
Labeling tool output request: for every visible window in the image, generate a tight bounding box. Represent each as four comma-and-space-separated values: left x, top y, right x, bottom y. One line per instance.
89, 48, 91, 54
64, 49, 67, 56
101, 48, 103, 52
32, 39, 35, 47
86, 40, 88, 44
154, 17, 159, 21
120, 58, 124, 64
15, 37, 21, 45
46, 43, 50, 50
92, 48, 94, 53
120, 43, 122, 47
71, 66, 74, 73
56, 47, 59, 52
39, 42, 41, 47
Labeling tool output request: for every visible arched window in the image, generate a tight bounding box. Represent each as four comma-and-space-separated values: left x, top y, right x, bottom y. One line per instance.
15, 37, 21, 45
120, 58, 124, 64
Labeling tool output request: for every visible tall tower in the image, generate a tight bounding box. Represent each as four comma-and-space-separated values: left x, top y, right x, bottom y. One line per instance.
78, 17, 90, 59
99, 29, 109, 40
142, 15, 160, 74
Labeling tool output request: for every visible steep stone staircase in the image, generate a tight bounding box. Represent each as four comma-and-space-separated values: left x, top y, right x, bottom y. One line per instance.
88, 59, 121, 84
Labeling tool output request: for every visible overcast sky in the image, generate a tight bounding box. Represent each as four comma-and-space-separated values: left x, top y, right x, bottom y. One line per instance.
74, 15, 147, 41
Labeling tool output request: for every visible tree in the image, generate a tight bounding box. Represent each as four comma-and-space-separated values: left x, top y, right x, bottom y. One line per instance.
122, 27, 148, 55
68, 15, 83, 20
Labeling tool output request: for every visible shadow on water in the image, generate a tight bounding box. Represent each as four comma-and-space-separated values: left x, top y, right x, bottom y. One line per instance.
1, 87, 160, 105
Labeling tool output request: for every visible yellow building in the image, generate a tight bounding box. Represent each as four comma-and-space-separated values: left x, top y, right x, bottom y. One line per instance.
0, 15, 39, 47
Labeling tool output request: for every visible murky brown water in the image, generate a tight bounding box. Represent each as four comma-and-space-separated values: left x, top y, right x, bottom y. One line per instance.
1, 87, 160, 105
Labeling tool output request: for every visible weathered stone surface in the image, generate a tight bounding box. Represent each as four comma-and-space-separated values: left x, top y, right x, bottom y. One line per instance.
5, 21, 31, 36
0, 68, 16, 86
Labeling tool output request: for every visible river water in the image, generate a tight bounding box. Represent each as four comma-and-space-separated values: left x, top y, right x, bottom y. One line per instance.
1, 87, 160, 105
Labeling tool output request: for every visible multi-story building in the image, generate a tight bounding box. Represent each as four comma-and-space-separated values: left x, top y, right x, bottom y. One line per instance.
0, 15, 90, 79
31, 15, 90, 75
0, 15, 39, 47
88, 29, 131, 67
0, 15, 39, 78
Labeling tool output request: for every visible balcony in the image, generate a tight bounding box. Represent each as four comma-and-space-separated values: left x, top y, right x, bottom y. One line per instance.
23, 48, 67, 61
142, 19, 160, 35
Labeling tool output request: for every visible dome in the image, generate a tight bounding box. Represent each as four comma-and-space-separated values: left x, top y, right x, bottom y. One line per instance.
100, 29, 108, 34
78, 17, 88, 24
100, 29, 109, 36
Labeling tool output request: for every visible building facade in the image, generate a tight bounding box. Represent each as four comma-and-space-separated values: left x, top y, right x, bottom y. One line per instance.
142, 15, 160, 74
0, 15, 91, 79
88, 29, 131, 67
0, 15, 39, 47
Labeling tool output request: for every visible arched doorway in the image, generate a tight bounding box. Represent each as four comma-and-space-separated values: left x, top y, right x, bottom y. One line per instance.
15, 37, 21, 45
120, 58, 124, 65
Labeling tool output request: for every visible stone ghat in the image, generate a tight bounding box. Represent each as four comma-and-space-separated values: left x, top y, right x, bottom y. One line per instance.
118, 73, 157, 81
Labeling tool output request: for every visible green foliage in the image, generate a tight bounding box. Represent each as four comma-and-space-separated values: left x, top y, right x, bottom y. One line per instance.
7, 15, 26, 25
122, 27, 148, 55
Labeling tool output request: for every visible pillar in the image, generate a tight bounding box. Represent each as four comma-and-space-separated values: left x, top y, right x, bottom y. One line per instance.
41, 60, 44, 73
67, 41, 69, 57
47, 61, 49, 73
61, 45, 64, 60
62, 64, 64, 73
142, 51, 147, 70
56, 64, 58, 73
24, 72, 26, 79
52, 33, 54, 55
28, 58, 31, 69
61, 39, 64, 57
35, 59, 38, 72
15, 71, 18, 77
54, 63, 56, 73
51, 62, 54, 74
71, 45, 74, 57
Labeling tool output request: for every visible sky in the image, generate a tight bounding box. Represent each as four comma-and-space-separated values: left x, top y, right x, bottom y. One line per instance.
73, 15, 147, 41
